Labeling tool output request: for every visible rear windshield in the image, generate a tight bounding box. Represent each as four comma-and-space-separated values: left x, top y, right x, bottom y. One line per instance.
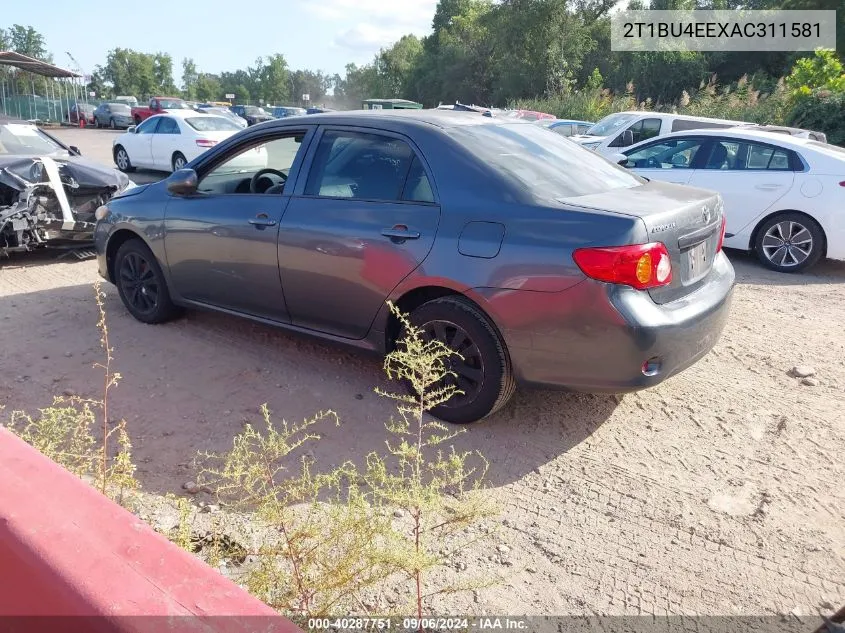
807, 140, 845, 156
185, 116, 242, 132
450, 123, 644, 199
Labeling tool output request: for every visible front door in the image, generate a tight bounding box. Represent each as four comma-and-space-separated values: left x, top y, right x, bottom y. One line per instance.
164, 129, 314, 321
279, 127, 440, 339
623, 136, 710, 186
150, 116, 181, 171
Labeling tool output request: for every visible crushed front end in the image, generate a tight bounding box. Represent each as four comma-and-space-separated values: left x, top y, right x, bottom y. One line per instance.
0, 156, 132, 256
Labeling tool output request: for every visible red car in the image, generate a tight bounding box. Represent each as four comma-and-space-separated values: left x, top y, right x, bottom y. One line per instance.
131, 97, 192, 124
508, 109, 556, 121
67, 103, 96, 126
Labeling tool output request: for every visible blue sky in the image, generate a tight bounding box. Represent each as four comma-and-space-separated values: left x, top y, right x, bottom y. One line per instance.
4, 0, 437, 83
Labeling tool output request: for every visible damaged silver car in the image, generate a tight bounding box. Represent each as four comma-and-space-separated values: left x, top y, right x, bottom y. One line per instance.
0, 116, 134, 256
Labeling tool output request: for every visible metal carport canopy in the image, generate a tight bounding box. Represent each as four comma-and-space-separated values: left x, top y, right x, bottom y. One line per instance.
0, 51, 80, 78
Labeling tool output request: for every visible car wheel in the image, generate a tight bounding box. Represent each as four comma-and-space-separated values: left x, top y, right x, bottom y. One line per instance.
753, 212, 824, 273
95, 117, 101, 129
404, 296, 516, 424
114, 239, 181, 324
114, 145, 135, 173
109, 118, 116, 129
172, 152, 187, 172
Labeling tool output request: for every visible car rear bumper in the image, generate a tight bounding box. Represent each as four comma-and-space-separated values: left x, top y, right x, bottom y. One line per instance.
498, 251, 735, 392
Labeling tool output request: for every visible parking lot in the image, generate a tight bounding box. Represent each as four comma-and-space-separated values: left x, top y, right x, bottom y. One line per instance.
2, 127, 844, 617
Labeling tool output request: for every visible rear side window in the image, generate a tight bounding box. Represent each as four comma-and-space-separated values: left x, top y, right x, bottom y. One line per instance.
704, 138, 794, 170
450, 123, 643, 199
156, 118, 180, 134
304, 130, 417, 201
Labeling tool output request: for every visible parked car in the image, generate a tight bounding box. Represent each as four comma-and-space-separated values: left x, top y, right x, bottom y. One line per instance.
506, 109, 556, 121
131, 97, 192, 124
612, 127, 845, 272
93, 103, 134, 129
67, 103, 96, 126
94, 110, 735, 424
571, 111, 748, 155
537, 118, 595, 137
271, 106, 307, 118
113, 96, 139, 108
196, 105, 248, 128
0, 115, 134, 255
112, 111, 248, 173
230, 105, 274, 126
306, 107, 334, 114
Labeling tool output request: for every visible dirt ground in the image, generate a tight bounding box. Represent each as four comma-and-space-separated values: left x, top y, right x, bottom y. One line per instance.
1, 128, 843, 619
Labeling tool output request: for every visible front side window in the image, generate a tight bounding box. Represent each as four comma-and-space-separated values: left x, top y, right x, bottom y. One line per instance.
304, 130, 418, 201
198, 134, 306, 195
625, 138, 707, 169
136, 117, 160, 134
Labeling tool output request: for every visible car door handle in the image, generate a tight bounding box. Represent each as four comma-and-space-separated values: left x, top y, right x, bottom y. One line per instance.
248, 214, 277, 227
755, 184, 783, 190
381, 226, 420, 240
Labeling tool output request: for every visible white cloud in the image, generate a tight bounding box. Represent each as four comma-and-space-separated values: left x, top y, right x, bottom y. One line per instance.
302, 0, 436, 55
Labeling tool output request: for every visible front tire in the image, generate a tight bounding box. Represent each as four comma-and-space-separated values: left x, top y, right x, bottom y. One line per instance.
114, 145, 135, 173
109, 118, 116, 129
753, 212, 824, 273
172, 152, 187, 172
405, 296, 515, 424
114, 239, 181, 324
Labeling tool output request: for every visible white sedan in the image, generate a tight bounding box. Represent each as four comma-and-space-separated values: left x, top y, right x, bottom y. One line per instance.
613, 128, 845, 272
112, 111, 253, 174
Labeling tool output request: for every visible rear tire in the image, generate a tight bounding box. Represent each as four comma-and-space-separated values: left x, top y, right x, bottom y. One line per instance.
109, 118, 116, 129
753, 212, 824, 273
404, 296, 515, 424
114, 145, 135, 173
114, 239, 181, 324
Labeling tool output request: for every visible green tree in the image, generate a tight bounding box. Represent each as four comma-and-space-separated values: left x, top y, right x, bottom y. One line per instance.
181, 58, 199, 99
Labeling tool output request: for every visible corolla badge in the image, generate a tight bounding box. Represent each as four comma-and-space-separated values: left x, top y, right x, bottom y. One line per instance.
651, 222, 676, 233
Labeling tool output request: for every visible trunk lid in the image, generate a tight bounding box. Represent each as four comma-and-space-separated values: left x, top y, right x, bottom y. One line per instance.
558, 181, 724, 304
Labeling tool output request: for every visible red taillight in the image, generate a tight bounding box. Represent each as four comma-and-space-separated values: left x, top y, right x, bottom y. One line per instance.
196, 139, 217, 148
716, 215, 727, 253
573, 242, 673, 290
839, 181, 845, 187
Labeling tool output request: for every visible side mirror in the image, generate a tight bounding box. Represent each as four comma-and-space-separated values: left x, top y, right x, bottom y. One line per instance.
621, 130, 635, 146
69, 146, 82, 156
610, 152, 629, 167
166, 168, 198, 196
127, 125, 136, 134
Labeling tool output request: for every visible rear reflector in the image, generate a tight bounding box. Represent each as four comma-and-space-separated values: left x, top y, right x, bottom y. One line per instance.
196, 139, 217, 147
573, 242, 673, 290
716, 215, 727, 253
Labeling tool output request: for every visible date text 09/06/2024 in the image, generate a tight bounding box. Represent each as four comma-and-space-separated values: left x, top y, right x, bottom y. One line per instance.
307, 617, 528, 630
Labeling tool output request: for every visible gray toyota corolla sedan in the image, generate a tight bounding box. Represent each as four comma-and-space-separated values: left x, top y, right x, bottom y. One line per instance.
93, 110, 735, 424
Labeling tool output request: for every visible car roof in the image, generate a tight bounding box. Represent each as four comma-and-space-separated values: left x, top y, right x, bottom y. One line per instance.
653, 126, 819, 149
263, 108, 533, 130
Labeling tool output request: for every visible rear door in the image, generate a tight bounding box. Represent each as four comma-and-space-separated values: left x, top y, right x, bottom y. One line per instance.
686, 137, 795, 238
622, 136, 711, 186
278, 126, 441, 339
150, 116, 181, 170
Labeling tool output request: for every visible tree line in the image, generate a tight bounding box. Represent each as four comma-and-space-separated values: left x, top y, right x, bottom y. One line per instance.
3, 0, 844, 111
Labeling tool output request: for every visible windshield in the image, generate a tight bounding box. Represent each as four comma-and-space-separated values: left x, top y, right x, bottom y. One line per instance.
108, 103, 131, 114
0, 123, 68, 156
159, 99, 189, 109
450, 123, 644, 200
586, 113, 640, 137
185, 116, 242, 132
245, 106, 269, 116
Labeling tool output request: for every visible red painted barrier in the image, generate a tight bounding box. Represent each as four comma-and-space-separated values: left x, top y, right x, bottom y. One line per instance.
0, 429, 302, 633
